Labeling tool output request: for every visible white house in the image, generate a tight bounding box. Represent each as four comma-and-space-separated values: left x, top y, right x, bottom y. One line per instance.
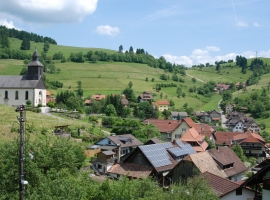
0, 50, 46, 107
202, 172, 255, 200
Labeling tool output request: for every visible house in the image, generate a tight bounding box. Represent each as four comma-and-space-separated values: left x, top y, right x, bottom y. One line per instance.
225, 103, 235, 114
46, 91, 55, 104
144, 137, 163, 145
209, 110, 221, 121
108, 163, 153, 179
166, 151, 227, 185
198, 123, 215, 140
121, 99, 129, 107
177, 117, 202, 135
144, 119, 181, 141
93, 134, 143, 157
91, 150, 116, 174
85, 99, 92, 106
216, 83, 230, 92
92, 94, 106, 101
242, 163, 270, 200
214, 130, 267, 160
201, 172, 255, 200
0, 49, 46, 107
180, 127, 208, 152
123, 141, 195, 186
155, 100, 170, 111
225, 113, 261, 133
170, 111, 188, 120
193, 110, 221, 123
138, 91, 153, 102
208, 146, 248, 181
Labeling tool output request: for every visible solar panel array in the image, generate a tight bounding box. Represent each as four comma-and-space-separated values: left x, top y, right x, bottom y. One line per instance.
139, 143, 173, 168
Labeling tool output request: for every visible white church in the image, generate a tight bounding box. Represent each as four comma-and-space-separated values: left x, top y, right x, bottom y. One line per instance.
0, 50, 46, 107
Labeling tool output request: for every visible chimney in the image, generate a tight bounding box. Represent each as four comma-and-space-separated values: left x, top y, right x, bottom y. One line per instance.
172, 140, 176, 146
117, 144, 121, 163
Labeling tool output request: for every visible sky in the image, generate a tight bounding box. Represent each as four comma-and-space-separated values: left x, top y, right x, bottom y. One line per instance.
0, 0, 270, 67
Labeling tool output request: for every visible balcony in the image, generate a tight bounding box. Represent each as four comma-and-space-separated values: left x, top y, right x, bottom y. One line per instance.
244, 152, 264, 157
90, 157, 116, 164
241, 145, 262, 150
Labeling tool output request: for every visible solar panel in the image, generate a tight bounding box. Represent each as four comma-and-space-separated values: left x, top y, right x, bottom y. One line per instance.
139, 142, 173, 168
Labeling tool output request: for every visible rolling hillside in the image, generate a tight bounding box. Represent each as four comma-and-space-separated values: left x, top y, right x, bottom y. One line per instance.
2, 38, 270, 116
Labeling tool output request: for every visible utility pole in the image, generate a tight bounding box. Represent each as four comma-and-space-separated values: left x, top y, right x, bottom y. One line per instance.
16, 104, 28, 200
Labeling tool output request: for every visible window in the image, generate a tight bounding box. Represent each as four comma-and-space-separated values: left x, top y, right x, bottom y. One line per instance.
4, 91, 8, 99
175, 134, 181, 139
182, 128, 186, 132
25, 91, 29, 100
15, 91, 19, 100
236, 188, 242, 196
108, 140, 111, 145
97, 164, 102, 169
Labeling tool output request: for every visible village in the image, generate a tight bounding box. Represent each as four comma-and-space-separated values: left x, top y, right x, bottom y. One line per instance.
0, 49, 270, 199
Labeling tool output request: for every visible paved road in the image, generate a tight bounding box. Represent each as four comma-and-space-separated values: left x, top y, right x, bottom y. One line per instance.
218, 99, 227, 128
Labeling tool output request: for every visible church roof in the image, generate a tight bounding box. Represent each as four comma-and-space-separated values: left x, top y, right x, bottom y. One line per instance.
28, 50, 44, 67
0, 76, 42, 89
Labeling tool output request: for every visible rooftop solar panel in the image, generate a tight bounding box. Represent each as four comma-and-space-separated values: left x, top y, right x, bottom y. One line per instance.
139, 142, 173, 168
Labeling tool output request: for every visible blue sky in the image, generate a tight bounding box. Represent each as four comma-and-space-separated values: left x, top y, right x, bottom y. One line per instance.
0, 0, 269, 66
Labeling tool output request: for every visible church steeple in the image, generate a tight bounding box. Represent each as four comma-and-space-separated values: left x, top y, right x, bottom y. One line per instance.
27, 49, 44, 80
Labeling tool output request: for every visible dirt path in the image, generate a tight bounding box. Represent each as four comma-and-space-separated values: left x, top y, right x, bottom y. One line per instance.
186, 73, 205, 83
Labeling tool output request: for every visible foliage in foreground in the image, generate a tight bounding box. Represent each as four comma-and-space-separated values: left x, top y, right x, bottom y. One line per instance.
0, 137, 218, 200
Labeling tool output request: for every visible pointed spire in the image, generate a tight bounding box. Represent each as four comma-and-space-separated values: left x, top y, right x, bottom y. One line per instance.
32, 49, 39, 61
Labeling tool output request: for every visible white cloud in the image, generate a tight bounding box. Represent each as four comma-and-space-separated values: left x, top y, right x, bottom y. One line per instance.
237, 21, 248, 27
162, 46, 270, 67
206, 46, 220, 52
163, 54, 193, 66
253, 22, 261, 27
94, 25, 120, 37
0, 18, 21, 30
0, 0, 98, 23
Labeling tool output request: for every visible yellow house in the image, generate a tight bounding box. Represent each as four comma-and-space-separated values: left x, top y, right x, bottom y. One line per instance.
156, 100, 170, 111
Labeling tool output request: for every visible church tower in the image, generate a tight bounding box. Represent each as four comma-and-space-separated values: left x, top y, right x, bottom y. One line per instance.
27, 49, 44, 80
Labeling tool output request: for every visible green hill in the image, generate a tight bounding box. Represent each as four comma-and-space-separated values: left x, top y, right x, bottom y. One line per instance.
2, 37, 270, 116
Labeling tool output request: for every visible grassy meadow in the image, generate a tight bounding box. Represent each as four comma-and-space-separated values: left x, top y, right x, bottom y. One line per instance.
0, 104, 105, 141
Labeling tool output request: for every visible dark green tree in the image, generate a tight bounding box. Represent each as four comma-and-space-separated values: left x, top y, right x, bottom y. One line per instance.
231, 142, 247, 162
118, 45, 123, 53
77, 81, 83, 97
20, 38, 30, 50
43, 41, 50, 52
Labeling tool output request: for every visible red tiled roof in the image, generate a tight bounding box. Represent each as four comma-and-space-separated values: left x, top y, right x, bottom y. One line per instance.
85, 99, 91, 104
108, 163, 153, 178
214, 132, 245, 146
180, 127, 208, 152
92, 94, 106, 100
201, 172, 241, 197
208, 146, 248, 177
46, 97, 55, 104
46, 91, 51, 96
144, 119, 181, 133
156, 100, 170, 105
182, 118, 201, 133
121, 99, 129, 105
